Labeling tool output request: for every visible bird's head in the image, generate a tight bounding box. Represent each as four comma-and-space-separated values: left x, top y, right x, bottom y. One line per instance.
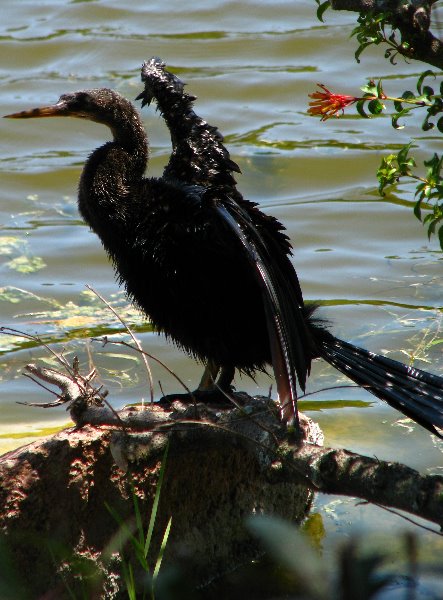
4, 89, 135, 127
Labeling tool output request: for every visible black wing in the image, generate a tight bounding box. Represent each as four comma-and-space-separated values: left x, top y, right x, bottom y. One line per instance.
137, 59, 314, 422
137, 57, 240, 189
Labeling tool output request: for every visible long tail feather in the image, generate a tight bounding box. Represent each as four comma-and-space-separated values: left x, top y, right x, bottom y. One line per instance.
319, 336, 443, 438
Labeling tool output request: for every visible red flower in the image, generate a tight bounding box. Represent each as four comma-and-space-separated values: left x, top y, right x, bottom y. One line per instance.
308, 84, 358, 120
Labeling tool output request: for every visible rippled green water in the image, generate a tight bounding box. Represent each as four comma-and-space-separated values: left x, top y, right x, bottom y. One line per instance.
1, 0, 443, 576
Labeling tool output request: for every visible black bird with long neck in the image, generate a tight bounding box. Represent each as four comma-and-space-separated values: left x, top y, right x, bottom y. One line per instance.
5, 58, 443, 436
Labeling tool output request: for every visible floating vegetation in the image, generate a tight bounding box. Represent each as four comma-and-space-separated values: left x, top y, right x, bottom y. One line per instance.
0, 235, 46, 274
0, 288, 150, 354
5, 255, 46, 274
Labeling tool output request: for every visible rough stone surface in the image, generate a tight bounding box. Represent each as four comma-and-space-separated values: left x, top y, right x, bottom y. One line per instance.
0, 397, 319, 598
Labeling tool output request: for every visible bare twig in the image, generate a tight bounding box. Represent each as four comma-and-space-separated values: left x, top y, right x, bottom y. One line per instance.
85, 285, 155, 404
1, 327, 73, 374
94, 336, 194, 398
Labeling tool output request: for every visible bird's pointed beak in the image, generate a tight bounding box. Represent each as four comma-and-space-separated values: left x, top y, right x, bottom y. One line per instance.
4, 100, 69, 119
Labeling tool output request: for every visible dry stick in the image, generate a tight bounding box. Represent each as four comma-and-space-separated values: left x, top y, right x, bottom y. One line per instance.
85, 285, 155, 405
1, 327, 101, 408
22, 373, 61, 401
21, 362, 129, 433
4, 328, 442, 535
299, 384, 366, 399
0, 327, 98, 407
1, 327, 70, 369
372, 503, 443, 538
95, 337, 195, 399
0, 327, 84, 389
85, 339, 107, 392
96, 336, 282, 442
292, 443, 443, 532
0, 326, 108, 414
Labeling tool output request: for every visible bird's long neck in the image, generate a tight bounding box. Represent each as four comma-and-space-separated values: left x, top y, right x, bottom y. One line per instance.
78, 107, 148, 244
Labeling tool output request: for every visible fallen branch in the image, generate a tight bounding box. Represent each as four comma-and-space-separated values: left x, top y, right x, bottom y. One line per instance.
15, 359, 443, 529
288, 443, 443, 530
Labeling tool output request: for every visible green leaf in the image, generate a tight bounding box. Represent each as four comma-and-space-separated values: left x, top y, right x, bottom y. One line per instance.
417, 70, 435, 95
356, 99, 369, 118
423, 213, 434, 225
368, 99, 384, 115
355, 42, 372, 63
402, 90, 415, 100
152, 516, 172, 586
376, 78, 385, 98
391, 114, 404, 129
104, 501, 139, 552
392, 108, 412, 129
438, 225, 443, 251
247, 515, 327, 598
397, 142, 412, 165
316, 0, 330, 22
422, 85, 434, 99
376, 154, 400, 195
302, 513, 326, 551
122, 561, 138, 600
387, 49, 399, 65
360, 81, 377, 95
422, 116, 434, 131
427, 219, 437, 239
413, 198, 422, 221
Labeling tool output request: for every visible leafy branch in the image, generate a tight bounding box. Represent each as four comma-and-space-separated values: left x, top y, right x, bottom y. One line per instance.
378, 147, 443, 246
351, 9, 413, 64
312, 1, 443, 248
315, 1, 443, 69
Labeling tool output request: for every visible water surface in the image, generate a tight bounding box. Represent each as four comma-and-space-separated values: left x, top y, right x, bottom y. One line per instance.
1, 0, 442, 582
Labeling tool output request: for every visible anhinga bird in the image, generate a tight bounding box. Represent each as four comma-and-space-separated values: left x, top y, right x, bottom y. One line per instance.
5, 58, 443, 436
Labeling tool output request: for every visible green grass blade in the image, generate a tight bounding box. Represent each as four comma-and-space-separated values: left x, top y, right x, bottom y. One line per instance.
153, 517, 172, 580
151, 517, 173, 600
130, 478, 145, 548
105, 501, 140, 552
122, 561, 137, 600
144, 442, 169, 558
